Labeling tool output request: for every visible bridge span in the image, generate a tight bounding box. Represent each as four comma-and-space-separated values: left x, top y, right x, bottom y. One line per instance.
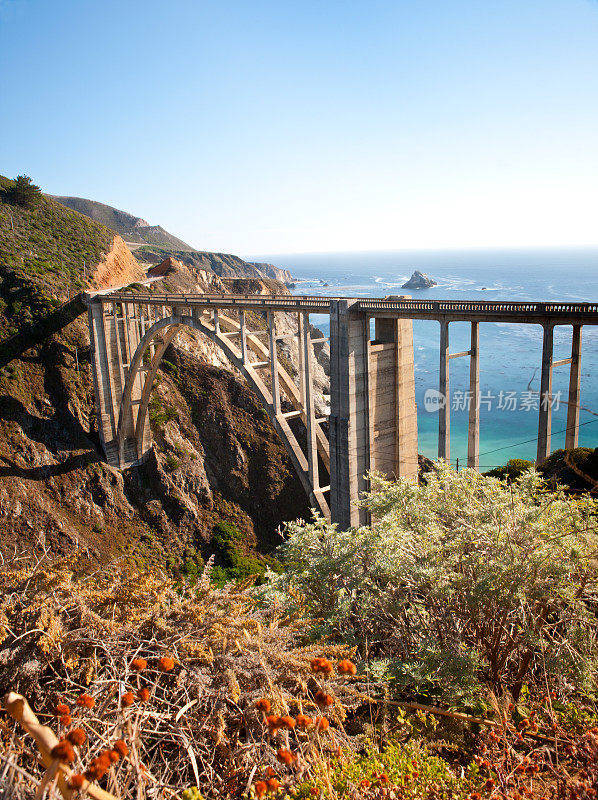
85, 292, 598, 528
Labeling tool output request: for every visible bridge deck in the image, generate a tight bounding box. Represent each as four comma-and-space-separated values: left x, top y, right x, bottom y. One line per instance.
102, 292, 598, 324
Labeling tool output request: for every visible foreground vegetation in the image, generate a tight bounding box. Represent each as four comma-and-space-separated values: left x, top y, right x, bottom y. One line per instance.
1, 466, 597, 799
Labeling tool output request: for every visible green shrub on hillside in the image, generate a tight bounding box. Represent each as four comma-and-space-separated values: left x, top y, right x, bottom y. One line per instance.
265, 464, 598, 704
484, 457, 534, 482
211, 520, 269, 586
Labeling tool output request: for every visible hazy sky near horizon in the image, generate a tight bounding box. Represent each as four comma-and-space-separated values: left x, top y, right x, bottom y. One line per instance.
1, 0, 598, 257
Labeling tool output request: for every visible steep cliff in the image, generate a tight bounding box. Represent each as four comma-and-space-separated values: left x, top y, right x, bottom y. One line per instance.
0, 179, 311, 572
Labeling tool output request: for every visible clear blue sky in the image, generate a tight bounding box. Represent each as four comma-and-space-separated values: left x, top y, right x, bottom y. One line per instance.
1, 0, 598, 256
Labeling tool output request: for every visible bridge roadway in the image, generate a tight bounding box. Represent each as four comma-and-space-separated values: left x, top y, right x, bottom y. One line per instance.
106, 291, 598, 324
87, 291, 598, 528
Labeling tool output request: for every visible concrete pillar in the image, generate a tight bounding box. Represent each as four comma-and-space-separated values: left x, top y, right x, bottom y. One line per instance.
537, 324, 554, 464
370, 316, 418, 481
438, 320, 450, 462
214, 309, 220, 335
297, 312, 306, 407
239, 310, 248, 363
329, 300, 369, 529
467, 321, 480, 469
565, 324, 582, 449
301, 313, 319, 490
268, 311, 281, 415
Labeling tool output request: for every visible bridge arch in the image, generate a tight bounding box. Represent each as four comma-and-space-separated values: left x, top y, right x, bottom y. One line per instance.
116, 311, 332, 518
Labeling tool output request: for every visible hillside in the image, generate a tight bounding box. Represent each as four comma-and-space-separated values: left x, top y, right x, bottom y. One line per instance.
50, 195, 195, 250
51, 193, 295, 283
0, 176, 311, 573
135, 244, 293, 283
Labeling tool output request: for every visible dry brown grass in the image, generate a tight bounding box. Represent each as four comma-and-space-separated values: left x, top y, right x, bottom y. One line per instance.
0, 556, 362, 799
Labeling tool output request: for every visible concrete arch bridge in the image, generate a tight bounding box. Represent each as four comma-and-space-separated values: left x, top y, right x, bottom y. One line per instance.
86, 292, 598, 528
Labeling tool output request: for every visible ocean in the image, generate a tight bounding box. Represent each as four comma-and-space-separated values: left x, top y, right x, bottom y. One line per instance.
248, 248, 598, 466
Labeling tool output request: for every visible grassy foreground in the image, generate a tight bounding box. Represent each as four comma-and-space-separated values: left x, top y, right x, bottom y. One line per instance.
1, 467, 597, 799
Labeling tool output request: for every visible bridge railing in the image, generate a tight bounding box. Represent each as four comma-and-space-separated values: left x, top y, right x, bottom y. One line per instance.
99, 292, 598, 321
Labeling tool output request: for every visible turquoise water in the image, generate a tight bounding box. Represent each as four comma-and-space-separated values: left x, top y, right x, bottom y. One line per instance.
249, 248, 598, 466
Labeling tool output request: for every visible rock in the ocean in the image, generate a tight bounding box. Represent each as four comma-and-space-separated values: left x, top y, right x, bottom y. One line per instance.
401, 270, 437, 289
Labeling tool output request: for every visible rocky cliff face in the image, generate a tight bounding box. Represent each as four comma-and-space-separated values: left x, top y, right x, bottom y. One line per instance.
0, 186, 313, 573
90, 234, 145, 288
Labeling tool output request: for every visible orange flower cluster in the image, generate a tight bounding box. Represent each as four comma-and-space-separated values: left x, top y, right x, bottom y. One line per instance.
54, 703, 70, 716
310, 656, 357, 676
113, 739, 128, 758
296, 714, 313, 729
138, 687, 150, 702
121, 691, 135, 707
158, 656, 175, 671
67, 774, 85, 790
276, 748, 297, 766
314, 691, 334, 708
50, 740, 75, 763
255, 779, 281, 797
265, 714, 297, 733
82, 741, 127, 782
255, 698, 271, 713
66, 728, 86, 747
76, 694, 95, 709
310, 657, 333, 675
131, 657, 147, 671
314, 716, 329, 731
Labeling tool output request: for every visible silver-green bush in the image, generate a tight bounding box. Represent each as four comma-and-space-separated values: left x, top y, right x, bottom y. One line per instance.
265, 465, 598, 704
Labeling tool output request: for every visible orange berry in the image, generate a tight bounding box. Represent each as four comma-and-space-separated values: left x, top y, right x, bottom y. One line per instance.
314, 691, 334, 708
276, 748, 296, 766
266, 715, 282, 733
107, 750, 120, 764
266, 777, 280, 792
68, 774, 85, 790
121, 691, 135, 707
131, 658, 147, 671
51, 740, 75, 763
485, 779, 496, 791
138, 687, 150, 702
66, 729, 86, 746
54, 704, 70, 716
337, 659, 357, 676
255, 781, 267, 798
314, 716, 329, 732
255, 698, 271, 713
296, 714, 313, 729
158, 656, 175, 671
113, 740, 128, 758
360, 779, 371, 788
60, 715, 72, 727
280, 715, 296, 730
266, 767, 277, 778
310, 657, 333, 675
76, 694, 95, 709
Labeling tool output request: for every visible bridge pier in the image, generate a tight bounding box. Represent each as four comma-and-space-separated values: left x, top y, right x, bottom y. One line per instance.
438, 320, 450, 461
566, 325, 582, 450
467, 322, 480, 469
537, 324, 554, 464
329, 299, 418, 529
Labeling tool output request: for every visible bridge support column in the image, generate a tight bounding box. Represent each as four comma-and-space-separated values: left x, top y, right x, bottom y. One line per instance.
301, 313, 319, 490
239, 310, 248, 363
467, 322, 480, 469
565, 325, 582, 449
329, 300, 369, 528
268, 311, 281, 415
438, 320, 450, 462
537, 324, 554, 464
330, 301, 418, 528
